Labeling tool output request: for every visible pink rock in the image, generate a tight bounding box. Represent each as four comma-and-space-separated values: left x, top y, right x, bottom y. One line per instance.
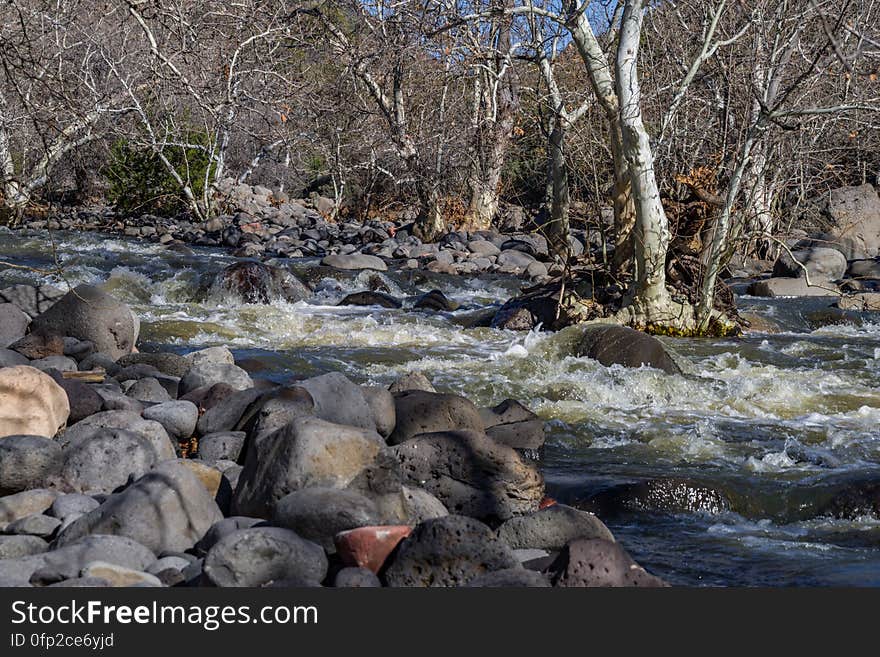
334, 525, 412, 574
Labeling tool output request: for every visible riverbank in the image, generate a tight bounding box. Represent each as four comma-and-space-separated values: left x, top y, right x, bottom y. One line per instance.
2, 228, 880, 586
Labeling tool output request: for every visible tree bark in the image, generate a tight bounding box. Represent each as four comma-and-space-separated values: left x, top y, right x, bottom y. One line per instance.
545, 116, 570, 256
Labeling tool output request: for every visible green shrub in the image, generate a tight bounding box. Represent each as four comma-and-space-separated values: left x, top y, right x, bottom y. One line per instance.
104, 132, 215, 216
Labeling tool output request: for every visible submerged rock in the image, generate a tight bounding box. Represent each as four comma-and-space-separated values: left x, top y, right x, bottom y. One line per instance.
208, 261, 311, 304
574, 324, 681, 374
338, 291, 402, 309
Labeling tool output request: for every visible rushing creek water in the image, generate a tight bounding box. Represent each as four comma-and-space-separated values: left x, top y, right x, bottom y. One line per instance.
3, 227, 880, 586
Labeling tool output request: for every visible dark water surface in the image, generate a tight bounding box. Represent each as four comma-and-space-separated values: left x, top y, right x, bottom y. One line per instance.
3, 227, 879, 586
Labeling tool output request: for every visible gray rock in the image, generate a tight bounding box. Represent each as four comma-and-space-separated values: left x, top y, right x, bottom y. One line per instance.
0, 489, 58, 526
237, 386, 314, 443
486, 420, 546, 451
0, 284, 65, 318
0, 303, 29, 347
496, 504, 614, 550
773, 247, 847, 281
0, 348, 29, 368
54, 428, 163, 494
748, 277, 841, 297
334, 567, 381, 588
143, 401, 198, 440
338, 291, 401, 309
467, 240, 501, 257
497, 249, 538, 274
479, 399, 537, 429
53, 461, 223, 554
321, 254, 387, 271
4, 513, 61, 538
818, 184, 880, 259
387, 371, 436, 394
0, 435, 62, 494
50, 494, 100, 520
47, 373, 103, 424
299, 372, 376, 431
62, 410, 176, 460
29, 285, 137, 360
180, 362, 253, 396
29, 355, 78, 373
23, 535, 156, 586
388, 390, 484, 445
393, 430, 544, 522
146, 556, 192, 576
233, 416, 384, 518
0, 535, 49, 559
202, 526, 328, 587
126, 377, 171, 403
116, 352, 191, 377
193, 516, 265, 557
362, 386, 396, 438
196, 386, 265, 436
466, 568, 551, 587
384, 515, 520, 588
184, 346, 235, 367
273, 487, 381, 551
402, 486, 449, 524
547, 538, 667, 587
198, 431, 246, 462
574, 324, 682, 374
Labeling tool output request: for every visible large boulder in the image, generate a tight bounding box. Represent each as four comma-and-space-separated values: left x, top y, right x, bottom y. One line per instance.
772, 247, 847, 282
818, 184, 880, 259
202, 526, 327, 587
747, 277, 840, 297
393, 430, 544, 522
388, 390, 484, 445
207, 261, 311, 304
384, 515, 520, 588
233, 416, 385, 518
574, 324, 681, 374
0, 365, 70, 438
546, 538, 667, 587
496, 504, 614, 550
0, 435, 62, 494
53, 461, 223, 554
30, 285, 137, 359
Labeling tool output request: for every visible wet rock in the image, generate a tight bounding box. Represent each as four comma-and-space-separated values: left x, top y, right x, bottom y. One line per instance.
491, 295, 560, 331
821, 481, 880, 519
334, 567, 382, 587
393, 429, 544, 522
413, 290, 459, 312
54, 428, 162, 494
574, 324, 681, 374
480, 399, 538, 429
362, 386, 396, 438
546, 538, 667, 587
233, 415, 385, 518
805, 307, 863, 329
143, 401, 198, 440
0, 489, 58, 526
466, 568, 551, 587
0, 366, 70, 438
496, 504, 614, 550
202, 526, 328, 587
300, 372, 376, 431
384, 515, 520, 587
388, 371, 436, 394
273, 487, 382, 552
322, 253, 387, 271
583, 478, 731, 517
30, 285, 137, 359
0, 303, 29, 347
0, 283, 65, 318
54, 461, 223, 554
486, 420, 546, 452
388, 390, 484, 445
0, 435, 62, 494
339, 291, 401, 309
180, 362, 253, 396
773, 247, 847, 282
208, 261, 310, 304
198, 431, 246, 463
0, 535, 49, 559
748, 277, 840, 297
